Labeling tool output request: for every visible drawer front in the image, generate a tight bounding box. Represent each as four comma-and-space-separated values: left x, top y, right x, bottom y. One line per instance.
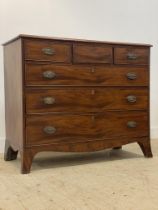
25, 63, 148, 86
73, 44, 113, 63
24, 40, 71, 62
114, 47, 149, 65
26, 88, 148, 113
26, 112, 148, 146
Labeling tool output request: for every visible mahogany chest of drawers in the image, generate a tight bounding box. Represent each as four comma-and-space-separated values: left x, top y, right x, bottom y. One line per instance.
3, 35, 152, 173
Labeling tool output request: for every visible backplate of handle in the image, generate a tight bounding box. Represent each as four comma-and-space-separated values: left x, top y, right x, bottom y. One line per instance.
42, 47, 55, 55
43, 71, 56, 79
126, 95, 137, 103
127, 52, 137, 60
126, 72, 137, 80
127, 121, 137, 128
43, 126, 56, 134
43, 97, 55, 105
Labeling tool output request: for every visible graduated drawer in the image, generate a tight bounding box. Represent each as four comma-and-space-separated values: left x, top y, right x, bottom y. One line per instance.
25, 63, 148, 86
26, 111, 148, 146
24, 40, 71, 62
114, 47, 149, 65
73, 44, 113, 63
25, 87, 148, 113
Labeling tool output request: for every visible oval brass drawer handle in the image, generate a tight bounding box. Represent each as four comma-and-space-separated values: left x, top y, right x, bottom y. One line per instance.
127, 53, 137, 60
126, 95, 137, 103
126, 72, 137, 80
42, 47, 55, 55
127, 121, 137, 128
43, 97, 55, 105
43, 71, 56, 79
43, 126, 56, 134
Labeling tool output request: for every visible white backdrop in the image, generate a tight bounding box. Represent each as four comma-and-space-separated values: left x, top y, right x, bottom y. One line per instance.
0, 0, 158, 152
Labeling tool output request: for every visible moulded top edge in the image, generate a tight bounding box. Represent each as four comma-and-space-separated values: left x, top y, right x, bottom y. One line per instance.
2, 34, 153, 47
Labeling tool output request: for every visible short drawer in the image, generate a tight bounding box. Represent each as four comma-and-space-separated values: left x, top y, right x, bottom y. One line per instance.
24, 40, 71, 62
73, 44, 113, 63
26, 88, 148, 113
25, 63, 148, 86
26, 111, 148, 146
114, 47, 149, 65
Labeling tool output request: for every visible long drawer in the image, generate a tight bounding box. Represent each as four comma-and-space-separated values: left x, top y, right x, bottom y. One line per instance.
26, 111, 148, 146
25, 63, 148, 86
26, 87, 148, 113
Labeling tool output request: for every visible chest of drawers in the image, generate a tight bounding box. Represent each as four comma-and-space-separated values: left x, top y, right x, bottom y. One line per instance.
3, 35, 152, 173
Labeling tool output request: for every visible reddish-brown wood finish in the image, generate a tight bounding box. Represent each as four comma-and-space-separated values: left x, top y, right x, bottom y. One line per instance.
4, 39, 24, 153
73, 44, 113, 63
3, 34, 152, 47
3, 35, 152, 174
25, 63, 149, 86
26, 111, 148, 146
114, 47, 149, 65
24, 40, 72, 62
19, 137, 152, 173
26, 87, 148, 113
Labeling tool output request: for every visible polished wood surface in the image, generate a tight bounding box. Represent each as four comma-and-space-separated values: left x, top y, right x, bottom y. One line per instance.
3, 34, 152, 47
4, 39, 24, 153
26, 87, 148, 113
24, 40, 72, 62
3, 35, 152, 173
25, 63, 149, 86
73, 44, 113, 63
20, 137, 152, 173
114, 47, 149, 65
26, 111, 148, 146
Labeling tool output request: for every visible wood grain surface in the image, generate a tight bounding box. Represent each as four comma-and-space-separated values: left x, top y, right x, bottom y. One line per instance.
24, 40, 72, 62
26, 87, 148, 113
4, 39, 24, 152
26, 111, 148, 146
3, 35, 152, 173
25, 63, 149, 86
73, 44, 113, 63
114, 47, 149, 65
